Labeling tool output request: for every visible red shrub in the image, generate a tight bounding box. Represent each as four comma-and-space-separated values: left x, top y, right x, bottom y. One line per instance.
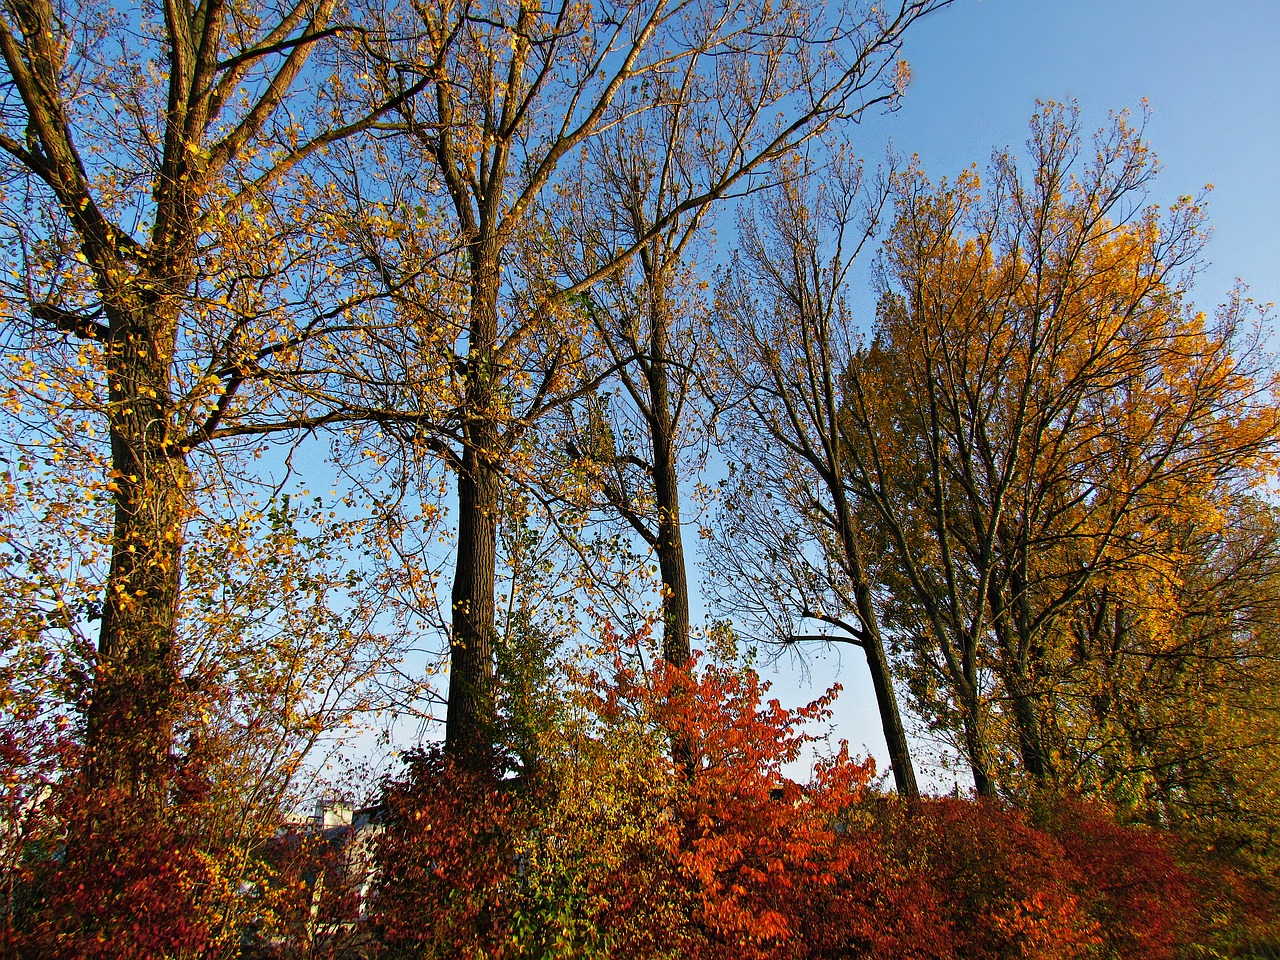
834, 798, 1098, 960
645, 662, 874, 959
1034, 796, 1196, 960
368, 748, 537, 959
367, 658, 877, 960
361, 656, 1218, 960
3, 788, 220, 960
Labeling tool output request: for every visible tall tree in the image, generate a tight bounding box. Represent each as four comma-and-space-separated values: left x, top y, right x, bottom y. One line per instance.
842, 103, 1280, 792
353, 0, 950, 764
552, 113, 721, 670
713, 159, 919, 797
0, 0, 421, 813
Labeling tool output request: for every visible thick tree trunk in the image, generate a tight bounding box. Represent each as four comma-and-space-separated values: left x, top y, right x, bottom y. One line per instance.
645, 283, 691, 668
653, 495, 691, 667
445, 245, 502, 767
446, 453, 500, 766
84, 305, 187, 814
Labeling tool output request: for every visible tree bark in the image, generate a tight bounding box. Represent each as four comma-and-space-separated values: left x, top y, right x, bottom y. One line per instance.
1006, 672, 1050, 783
960, 702, 996, 797
84, 300, 189, 812
832, 485, 919, 799
445, 243, 503, 766
645, 277, 692, 668
852, 583, 919, 799
446, 455, 500, 766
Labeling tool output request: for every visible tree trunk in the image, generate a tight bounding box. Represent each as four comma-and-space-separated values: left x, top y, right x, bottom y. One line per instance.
853, 582, 920, 799
961, 705, 996, 797
833, 484, 919, 798
446, 454, 500, 766
1007, 673, 1050, 783
645, 281, 691, 668
84, 302, 188, 814
990, 582, 1052, 784
445, 245, 502, 767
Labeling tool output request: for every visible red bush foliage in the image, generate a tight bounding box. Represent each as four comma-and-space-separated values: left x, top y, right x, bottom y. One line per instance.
2, 788, 219, 960
1033, 796, 1196, 960
363, 654, 1221, 960
368, 748, 537, 959
369, 657, 876, 960
633, 660, 874, 958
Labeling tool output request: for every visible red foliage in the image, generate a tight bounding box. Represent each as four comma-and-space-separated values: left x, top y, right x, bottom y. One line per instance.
363, 651, 1224, 960
369, 657, 876, 960
2, 788, 219, 960
620, 659, 875, 959
1172, 836, 1280, 953
1034, 796, 1196, 960
831, 796, 1208, 960
898, 799, 1099, 960
368, 748, 536, 959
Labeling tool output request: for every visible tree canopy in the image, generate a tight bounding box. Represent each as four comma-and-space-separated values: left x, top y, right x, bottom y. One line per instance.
1, 1, 1278, 953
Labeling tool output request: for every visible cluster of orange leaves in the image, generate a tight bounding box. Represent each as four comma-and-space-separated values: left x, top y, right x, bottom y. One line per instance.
368, 651, 1254, 960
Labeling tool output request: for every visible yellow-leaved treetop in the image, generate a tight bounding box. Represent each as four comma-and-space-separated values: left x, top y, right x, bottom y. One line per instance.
841, 102, 1280, 797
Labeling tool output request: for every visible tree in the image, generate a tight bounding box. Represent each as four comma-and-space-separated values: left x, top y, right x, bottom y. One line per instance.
0, 0, 424, 813
712, 158, 919, 797
1051, 489, 1280, 840
552, 153, 716, 672
841, 102, 1280, 793
346, 0, 950, 765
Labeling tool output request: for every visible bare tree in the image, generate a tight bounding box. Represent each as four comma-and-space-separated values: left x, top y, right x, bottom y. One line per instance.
713, 160, 919, 797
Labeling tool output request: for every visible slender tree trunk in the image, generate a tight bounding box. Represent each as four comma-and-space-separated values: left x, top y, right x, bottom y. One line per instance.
445, 245, 502, 766
951, 643, 996, 796
852, 582, 920, 799
990, 580, 1052, 784
961, 703, 996, 797
1006, 672, 1050, 782
832, 484, 919, 798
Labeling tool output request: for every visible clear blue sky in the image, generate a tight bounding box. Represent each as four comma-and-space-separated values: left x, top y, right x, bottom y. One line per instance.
757, 0, 1280, 788
878, 0, 1279, 308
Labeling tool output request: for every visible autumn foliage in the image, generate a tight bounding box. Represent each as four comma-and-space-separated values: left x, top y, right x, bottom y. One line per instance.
366, 652, 1220, 960
2, 788, 222, 959
0, 0, 1277, 948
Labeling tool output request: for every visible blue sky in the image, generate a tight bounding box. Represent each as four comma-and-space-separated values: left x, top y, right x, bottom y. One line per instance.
756, 0, 1280, 788
879, 0, 1279, 308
